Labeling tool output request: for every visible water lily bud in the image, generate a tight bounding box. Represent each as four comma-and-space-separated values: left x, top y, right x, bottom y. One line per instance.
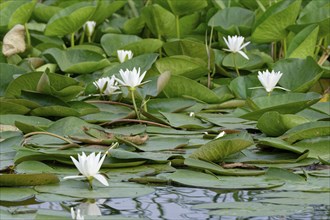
117, 50, 133, 63
2, 24, 26, 57
83, 21, 96, 37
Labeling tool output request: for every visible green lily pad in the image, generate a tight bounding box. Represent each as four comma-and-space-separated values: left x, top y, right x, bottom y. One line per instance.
251, 0, 301, 43
257, 111, 310, 136
194, 202, 311, 217
160, 111, 212, 129
0, 187, 36, 202
240, 92, 322, 120
44, 2, 96, 36
163, 75, 225, 104
167, 169, 284, 189
282, 121, 330, 143
35, 180, 154, 199
43, 48, 110, 74
185, 158, 265, 176
208, 7, 255, 36
0, 0, 36, 32
275, 57, 323, 92
190, 132, 254, 162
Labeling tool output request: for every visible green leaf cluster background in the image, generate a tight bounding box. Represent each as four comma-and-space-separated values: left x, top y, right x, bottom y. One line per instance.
0, 0, 329, 219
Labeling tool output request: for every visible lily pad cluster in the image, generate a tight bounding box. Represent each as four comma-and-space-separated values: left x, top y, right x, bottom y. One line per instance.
0, 0, 329, 219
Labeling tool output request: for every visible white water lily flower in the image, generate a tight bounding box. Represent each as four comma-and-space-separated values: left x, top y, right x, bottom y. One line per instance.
215, 131, 226, 139
117, 50, 133, 63
64, 152, 108, 187
71, 207, 84, 220
223, 35, 250, 60
93, 76, 120, 95
189, 112, 195, 117
257, 70, 289, 92
83, 21, 96, 37
116, 67, 149, 89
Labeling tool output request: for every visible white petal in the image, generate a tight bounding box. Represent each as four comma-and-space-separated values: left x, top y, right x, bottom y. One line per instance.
274, 86, 290, 91
238, 50, 249, 60
63, 175, 86, 180
71, 156, 84, 175
94, 174, 109, 186
240, 41, 250, 50
96, 153, 106, 172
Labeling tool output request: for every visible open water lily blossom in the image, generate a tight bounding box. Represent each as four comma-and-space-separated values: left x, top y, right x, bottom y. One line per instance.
93, 76, 119, 95
64, 152, 108, 189
257, 70, 289, 93
117, 50, 133, 63
116, 67, 148, 89
223, 35, 250, 60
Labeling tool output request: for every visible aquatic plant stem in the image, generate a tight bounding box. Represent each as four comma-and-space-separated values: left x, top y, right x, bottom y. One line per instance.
24, 23, 31, 49
282, 38, 287, 58
79, 32, 85, 45
130, 88, 140, 120
88, 178, 93, 190
71, 33, 75, 47
128, 0, 139, 17
256, 0, 266, 12
175, 15, 180, 39
24, 131, 78, 146
233, 54, 240, 76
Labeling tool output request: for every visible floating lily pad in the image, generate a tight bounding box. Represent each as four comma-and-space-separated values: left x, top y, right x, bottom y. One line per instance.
190, 132, 254, 162
194, 202, 311, 217
240, 92, 322, 120
43, 48, 110, 74
35, 180, 154, 199
167, 169, 284, 189
0, 187, 36, 202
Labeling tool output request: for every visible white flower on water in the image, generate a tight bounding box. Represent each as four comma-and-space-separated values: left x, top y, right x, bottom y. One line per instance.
215, 131, 226, 139
93, 76, 120, 95
257, 70, 289, 93
189, 112, 195, 117
117, 50, 133, 63
71, 207, 84, 220
223, 35, 250, 60
83, 21, 96, 37
116, 67, 149, 89
64, 152, 108, 187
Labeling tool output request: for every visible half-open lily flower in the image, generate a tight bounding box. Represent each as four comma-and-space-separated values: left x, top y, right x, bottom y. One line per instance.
64, 152, 108, 188
257, 70, 289, 93
215, 131, 226, 139
83, 21, 96, 37
223, 35, 250, 60
117, 50, 133, 63
71, 207, 84, 220
93, 76, 120, 95
116, 67, 149, 89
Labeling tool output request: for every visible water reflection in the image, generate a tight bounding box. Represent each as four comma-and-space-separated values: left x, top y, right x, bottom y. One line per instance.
101, 187, 330, 220
8, 187, 330, 220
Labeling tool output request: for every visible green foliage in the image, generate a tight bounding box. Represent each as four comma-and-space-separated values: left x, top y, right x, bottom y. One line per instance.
0, 0, 329, 218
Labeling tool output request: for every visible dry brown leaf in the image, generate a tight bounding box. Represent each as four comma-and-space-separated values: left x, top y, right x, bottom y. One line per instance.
2, 24, 26, 57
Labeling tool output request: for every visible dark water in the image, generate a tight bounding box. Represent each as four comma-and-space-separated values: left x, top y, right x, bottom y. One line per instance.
15, 187, 330, 220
